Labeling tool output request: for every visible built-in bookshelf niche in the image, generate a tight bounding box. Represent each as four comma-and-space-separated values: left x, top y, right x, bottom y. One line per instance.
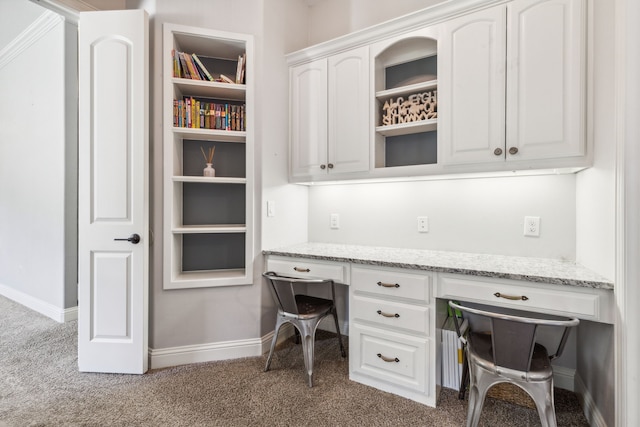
163, 23, 254, 290
373, 32, 439, 169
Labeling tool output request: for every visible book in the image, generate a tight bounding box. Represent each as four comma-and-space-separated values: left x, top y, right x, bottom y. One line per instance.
235, 54, 244, 84
192, 53, 214, 82
219, 74, 235, 84
177, 52, 191, 79
184, 54, 201, 80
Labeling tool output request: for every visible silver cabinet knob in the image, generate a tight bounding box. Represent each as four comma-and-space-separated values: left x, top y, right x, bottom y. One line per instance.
494, 148, 503, 156
509, 147, 519, 155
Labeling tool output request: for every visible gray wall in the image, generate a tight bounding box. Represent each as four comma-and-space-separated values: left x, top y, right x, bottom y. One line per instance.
0, 0, 78, 317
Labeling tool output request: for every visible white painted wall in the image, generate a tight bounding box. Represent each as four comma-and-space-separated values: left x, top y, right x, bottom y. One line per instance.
308, 175, 577, 259
0, 1, 78, 319
307, 0, 444, 45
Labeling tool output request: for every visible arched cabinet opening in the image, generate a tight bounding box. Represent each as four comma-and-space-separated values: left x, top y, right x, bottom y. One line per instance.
371, 31, 439, 170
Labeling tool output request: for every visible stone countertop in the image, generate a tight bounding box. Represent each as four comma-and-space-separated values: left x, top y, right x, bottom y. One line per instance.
263, 242, 614, 290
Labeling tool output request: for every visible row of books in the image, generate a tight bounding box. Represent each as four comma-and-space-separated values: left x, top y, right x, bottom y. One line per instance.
441, 316, 467, 391
173, 98, 246, 131
172, 50, 246, 85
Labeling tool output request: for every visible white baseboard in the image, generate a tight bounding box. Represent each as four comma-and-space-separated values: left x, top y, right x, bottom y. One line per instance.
149, 324, 301, 370
0, 283, 76, 323
575, 373, 609, 427
552, 364, 575, 391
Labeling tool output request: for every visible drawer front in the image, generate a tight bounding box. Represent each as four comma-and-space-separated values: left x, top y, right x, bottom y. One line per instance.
350, 323, 428, 393
352, 266, 431, 302
352, 294, 430, 336
266, 256, 348, 284
439, 274, 601, 319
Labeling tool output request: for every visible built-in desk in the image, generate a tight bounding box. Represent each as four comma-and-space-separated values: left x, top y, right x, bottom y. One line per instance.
263, 243, 614, 407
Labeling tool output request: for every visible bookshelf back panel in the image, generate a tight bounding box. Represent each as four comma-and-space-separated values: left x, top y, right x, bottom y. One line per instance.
182, 233, 246, 272
182, 183, 246, 225
385, 56, 437, 90
384, 131, 438, 167
182, 140, 246, 178
173, 32, 245, 60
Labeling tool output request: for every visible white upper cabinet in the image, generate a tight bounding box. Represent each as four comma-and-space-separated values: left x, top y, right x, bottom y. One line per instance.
439, 6, 506, 165
439, 0, 586, 166
287, 0, 589, 182
506, 0, 585, 161
290, 59, 328, 178
290, 46, 369, 180
328, 47, 371, 175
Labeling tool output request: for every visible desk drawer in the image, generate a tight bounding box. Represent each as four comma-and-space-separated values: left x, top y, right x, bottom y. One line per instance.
352, 266, 431, 302
265, 256, 349, 284
439, 274, 601, 319
350, 323, 428, 393
352, 294, 430, 336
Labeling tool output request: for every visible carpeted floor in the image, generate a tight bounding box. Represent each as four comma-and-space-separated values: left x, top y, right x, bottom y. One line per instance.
0, 295, 589, 426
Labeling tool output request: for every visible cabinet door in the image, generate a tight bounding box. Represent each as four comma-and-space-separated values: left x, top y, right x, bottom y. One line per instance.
439, 5, 507, 165
327, 46, 370, 174
290, 59, 328, 177
506, 0, 585, 160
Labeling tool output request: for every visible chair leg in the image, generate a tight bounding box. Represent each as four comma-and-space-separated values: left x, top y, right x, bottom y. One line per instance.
528, 380, 557, 427
296, 319, 319, 387
331, 308, 347, 358
264, 317, 286, 372
466, 365, 492, 427
459, 353, 469, 400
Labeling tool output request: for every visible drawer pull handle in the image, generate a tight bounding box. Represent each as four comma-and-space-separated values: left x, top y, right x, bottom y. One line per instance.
494, 292, 529, 301
377, 281, 400, 288
377, 353, 400, 363
377, 310, 400, 318
293, 267, 310, 273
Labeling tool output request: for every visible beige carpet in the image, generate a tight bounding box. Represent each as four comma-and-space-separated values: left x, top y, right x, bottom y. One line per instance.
0, 295, 588, 426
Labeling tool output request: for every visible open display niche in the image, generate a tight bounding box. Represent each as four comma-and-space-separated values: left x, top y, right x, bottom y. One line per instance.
372, 29, 438, 170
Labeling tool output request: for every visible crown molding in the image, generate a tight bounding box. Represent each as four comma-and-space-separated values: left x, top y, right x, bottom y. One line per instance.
0, 10, 63, 71
29, 0, 99, 24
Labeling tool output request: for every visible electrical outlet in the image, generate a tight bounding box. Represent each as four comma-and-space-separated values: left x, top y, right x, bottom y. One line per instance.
417, 216, 429, 233
330, 213, 340, 229
524, 216, 540, 237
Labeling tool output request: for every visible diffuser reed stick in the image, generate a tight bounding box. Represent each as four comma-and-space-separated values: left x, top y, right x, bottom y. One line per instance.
200, 146, 216, 164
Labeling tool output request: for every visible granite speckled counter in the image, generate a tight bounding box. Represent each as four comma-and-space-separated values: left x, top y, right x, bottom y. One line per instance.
263, 242, 613, 290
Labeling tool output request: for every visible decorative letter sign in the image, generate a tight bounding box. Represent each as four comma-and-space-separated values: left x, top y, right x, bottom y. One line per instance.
381, 90, 437, 126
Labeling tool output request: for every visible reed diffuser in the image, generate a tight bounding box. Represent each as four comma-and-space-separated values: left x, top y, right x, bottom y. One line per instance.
201, 146, 216, 177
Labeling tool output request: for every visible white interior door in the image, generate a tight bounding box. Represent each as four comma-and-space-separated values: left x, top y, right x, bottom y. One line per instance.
78, 9, 149, 374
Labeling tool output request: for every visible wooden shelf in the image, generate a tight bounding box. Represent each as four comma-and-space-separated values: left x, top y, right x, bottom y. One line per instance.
376, 119, 437, 137
173, 126, 246, 142
172, 224, 246, 234
173, 77, 246, 100
376, 79, 437, 100
172, 176, 246, 184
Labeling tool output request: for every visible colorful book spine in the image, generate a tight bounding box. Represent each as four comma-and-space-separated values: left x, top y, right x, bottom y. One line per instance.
192, 54, 214, 82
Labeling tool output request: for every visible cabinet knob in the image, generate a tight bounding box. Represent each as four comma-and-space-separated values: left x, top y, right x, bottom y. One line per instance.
493, 148, 503, 156
320, 164, 326, 170
508, 147, 519, 155
327, 163, 334, 169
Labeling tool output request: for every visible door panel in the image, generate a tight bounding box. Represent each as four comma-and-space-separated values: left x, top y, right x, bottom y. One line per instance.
78, 9, 148, 374
328, 46, 370, 174
506, 0, 585, 159
290, 59, 328, 177
439, 5, 507, 165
